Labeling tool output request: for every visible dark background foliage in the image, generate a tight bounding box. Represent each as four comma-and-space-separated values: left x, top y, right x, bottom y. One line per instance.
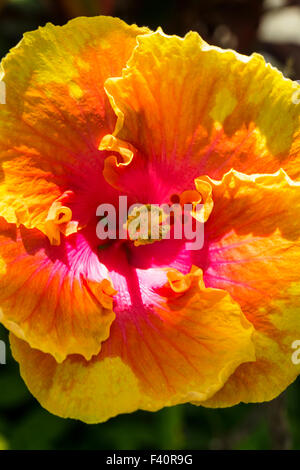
0, 0, 299, 450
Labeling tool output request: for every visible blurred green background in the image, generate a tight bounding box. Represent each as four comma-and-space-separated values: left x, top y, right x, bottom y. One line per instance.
0, 0, 300, 451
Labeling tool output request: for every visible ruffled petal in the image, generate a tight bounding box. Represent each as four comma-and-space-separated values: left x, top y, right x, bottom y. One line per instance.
103, 29, 300, 194
0, 16, 149, 234
194, 169, 300, 406
0, 219, 116, 362
10, 267, 255, 423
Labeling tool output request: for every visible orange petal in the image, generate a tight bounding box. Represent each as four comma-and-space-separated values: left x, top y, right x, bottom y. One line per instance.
103, 29, 300, 185
195, 169, 300, 406
0, 17, 149, 233
10, 268, 255, 423
0, 219, 116, 362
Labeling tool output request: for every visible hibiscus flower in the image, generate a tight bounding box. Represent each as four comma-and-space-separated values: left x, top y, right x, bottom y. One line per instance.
0, 16, 299, 423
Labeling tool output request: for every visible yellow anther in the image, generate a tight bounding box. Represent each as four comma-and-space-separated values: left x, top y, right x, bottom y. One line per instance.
126, 204, 170, 247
